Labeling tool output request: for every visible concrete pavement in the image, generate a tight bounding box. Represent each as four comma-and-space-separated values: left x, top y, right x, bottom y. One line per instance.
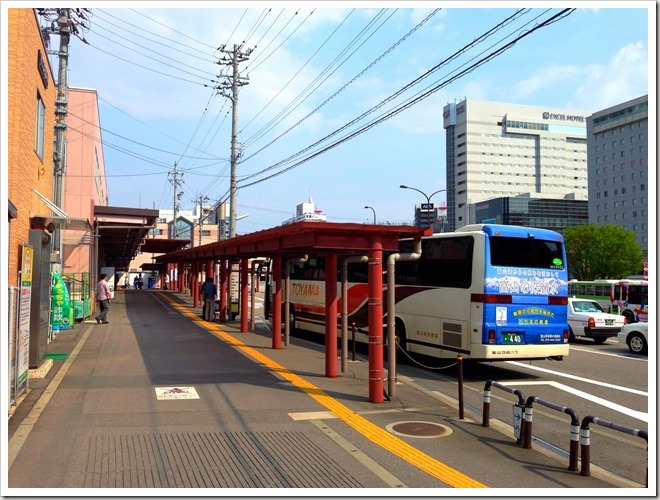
6, 288, 636, 492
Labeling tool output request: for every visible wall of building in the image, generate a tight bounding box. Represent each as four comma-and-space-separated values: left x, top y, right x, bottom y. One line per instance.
586, 95, 648, 254
443, 99, 589, 231
7, 8, 57, 288
62, 87, 108, 274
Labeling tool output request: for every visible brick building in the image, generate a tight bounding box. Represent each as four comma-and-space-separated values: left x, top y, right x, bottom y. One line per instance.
7, 8, 57, 288
6, 8, 58, 374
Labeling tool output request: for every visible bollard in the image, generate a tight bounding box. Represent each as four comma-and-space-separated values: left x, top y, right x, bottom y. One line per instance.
351, 322, 356, 361
580, 425, 591, 477
522, 405, 533, 449
457, 355, 464, 420
482, 385, 491, 427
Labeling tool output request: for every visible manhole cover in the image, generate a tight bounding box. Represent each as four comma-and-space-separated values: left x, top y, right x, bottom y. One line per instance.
386, 421, 453, 439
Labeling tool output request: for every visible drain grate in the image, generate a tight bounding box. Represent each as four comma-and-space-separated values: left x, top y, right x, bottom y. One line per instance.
83, 430, 364, 488
386, 421, 453, 439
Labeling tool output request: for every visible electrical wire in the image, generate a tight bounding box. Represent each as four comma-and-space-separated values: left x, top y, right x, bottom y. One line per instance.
237, 9, 575, 189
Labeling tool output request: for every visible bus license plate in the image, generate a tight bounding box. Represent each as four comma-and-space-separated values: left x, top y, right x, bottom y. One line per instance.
503, 333, 522, 344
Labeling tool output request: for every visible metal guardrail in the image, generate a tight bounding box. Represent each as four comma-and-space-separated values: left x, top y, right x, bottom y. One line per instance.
524, 396, 580, 471
482, 381, 649, 485
481, 380, 525, 446
580, 415, 648, 486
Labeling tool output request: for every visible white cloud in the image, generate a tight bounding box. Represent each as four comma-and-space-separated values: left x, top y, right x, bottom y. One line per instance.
503, 41, 648, 112
513, 64, 581, 99
572, 41, 648, 111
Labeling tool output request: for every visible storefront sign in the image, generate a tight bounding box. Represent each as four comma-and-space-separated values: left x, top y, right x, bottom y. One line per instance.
37, 50, 49, 88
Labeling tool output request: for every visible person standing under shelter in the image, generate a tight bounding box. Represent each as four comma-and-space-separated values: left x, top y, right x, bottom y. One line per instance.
95, 273, 112, 324
200, 277, 217, 321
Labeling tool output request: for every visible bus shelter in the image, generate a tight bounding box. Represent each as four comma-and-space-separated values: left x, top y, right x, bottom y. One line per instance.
155, 221, 431, 403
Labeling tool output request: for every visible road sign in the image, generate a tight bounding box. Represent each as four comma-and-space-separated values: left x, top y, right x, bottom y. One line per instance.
512, 404, 524, 438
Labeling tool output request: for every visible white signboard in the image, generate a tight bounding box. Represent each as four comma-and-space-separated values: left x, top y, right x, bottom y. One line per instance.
17, 244, 33, 387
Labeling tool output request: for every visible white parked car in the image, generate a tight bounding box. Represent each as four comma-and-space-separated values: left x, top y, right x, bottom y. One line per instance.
567, 297, 626, 344
618, 322, 649, 355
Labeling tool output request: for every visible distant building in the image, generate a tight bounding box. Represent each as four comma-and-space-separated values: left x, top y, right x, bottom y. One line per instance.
443, 98, 589, 231
283, 198, 327, 224
412, 203, 448, 233
586, 95, 648, 254
125, 208, 218, 285
474, 194, 588, 232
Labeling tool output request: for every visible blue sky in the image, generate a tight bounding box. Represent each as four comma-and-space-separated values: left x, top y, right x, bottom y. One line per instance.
20, 2, 656, 233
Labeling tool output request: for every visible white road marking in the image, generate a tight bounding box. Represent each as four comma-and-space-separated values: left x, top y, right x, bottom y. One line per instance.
505, 361, 648, 396
569, 345, 647, 361
501, 381, 648, 423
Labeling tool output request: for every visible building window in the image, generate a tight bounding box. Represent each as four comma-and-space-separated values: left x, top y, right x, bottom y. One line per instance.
35, 93, 46, 160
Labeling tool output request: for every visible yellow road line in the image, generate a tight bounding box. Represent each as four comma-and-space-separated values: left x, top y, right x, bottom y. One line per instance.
163, 294, 487, 488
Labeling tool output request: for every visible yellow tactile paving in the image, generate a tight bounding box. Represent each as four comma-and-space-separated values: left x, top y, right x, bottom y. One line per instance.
164, 295, 487, 488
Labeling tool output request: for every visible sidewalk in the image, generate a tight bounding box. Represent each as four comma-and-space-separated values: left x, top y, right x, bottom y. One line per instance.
7, 288, 632, 491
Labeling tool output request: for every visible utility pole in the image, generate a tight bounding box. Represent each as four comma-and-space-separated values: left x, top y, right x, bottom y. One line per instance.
196, 194, 210, 247
217, 44, 252, 238
51, 9, 70, 263
38, 8, 89, 265
168, 161, 184, 238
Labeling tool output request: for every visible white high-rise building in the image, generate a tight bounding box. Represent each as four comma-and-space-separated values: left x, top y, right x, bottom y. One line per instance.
586, 95, 648, 254
442, 99, 589, 231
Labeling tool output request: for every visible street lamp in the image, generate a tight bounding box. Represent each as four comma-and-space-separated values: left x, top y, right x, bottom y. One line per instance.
364, 205, 376, 224
399, 185, 451, 229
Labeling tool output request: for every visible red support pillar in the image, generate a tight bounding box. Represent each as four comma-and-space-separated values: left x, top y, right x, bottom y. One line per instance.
272, 256, 282, 349
324, 253, 338, 378
368, 237, 384, 403
177, 263, 184, 292
240, 257, 249, 333
192, 262, 200, 308
219, 259, 228, 322
205, 260, 214, 279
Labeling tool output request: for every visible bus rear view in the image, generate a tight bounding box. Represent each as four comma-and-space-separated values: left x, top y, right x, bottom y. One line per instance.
463, 224, 569, 361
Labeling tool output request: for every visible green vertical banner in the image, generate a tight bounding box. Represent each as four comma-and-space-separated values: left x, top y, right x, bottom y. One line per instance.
50, 273, 72, 330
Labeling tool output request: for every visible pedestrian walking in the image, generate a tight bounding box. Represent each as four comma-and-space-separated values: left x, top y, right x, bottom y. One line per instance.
95, 273, 112, 324
200, 277, 217, 321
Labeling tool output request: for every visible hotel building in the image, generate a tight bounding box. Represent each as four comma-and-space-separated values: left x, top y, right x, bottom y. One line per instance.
442, 99, 589, 231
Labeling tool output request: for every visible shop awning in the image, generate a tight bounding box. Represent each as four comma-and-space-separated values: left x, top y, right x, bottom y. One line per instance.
31, 214, 92, 232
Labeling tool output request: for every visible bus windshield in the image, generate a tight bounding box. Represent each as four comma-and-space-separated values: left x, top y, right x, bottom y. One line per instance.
489, 236, 564, 270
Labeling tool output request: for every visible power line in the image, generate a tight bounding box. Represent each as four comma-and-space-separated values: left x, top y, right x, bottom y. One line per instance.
238, 9, 575, 189
240, 8, 531, 181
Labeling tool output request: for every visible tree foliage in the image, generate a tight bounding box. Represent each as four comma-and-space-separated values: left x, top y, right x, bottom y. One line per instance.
563, 224, 645, 280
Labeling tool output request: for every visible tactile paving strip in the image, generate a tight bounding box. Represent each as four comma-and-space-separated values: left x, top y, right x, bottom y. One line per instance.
83, 430, 364, 488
